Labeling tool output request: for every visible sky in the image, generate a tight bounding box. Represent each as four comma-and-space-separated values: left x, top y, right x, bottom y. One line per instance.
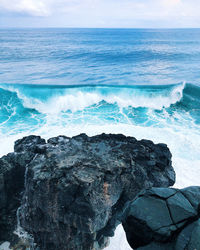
0, 0, 200, 28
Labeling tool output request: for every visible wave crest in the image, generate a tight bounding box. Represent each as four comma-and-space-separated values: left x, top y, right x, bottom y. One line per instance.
0, 82, 186, 114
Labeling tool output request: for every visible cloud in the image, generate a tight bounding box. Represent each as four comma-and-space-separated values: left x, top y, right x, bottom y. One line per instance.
0, 0, 50, 16
162, 0, 181, 7
0, 0, 200, 27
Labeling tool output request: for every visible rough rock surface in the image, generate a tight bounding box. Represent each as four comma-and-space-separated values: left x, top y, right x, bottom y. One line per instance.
123, 186, 200, 250
19, 133, 175, 250
0, 133, 175, 249
0, 136, 45, 244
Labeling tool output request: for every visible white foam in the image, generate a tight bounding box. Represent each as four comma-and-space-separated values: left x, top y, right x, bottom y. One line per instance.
0, 242, 11, 250
0, 83, 185, 114
106, 225, 132, 250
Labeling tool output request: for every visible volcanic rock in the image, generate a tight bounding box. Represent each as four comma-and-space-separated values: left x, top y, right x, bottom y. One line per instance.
0, 136, 45, 244
19, 133, 174, 249
0, 133, 175, 249
122, 186, 200, 250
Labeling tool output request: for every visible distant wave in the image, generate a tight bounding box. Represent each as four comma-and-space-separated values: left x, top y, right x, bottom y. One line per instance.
0, 82, 191, 115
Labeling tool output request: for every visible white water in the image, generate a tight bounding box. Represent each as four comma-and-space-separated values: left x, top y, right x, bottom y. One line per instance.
1, 83, 185, 114
0, 242, 11, 250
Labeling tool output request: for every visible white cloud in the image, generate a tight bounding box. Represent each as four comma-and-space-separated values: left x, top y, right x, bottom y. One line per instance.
162, 0, 181, 7
0, 0, 50, 16
0, 0, 200, 27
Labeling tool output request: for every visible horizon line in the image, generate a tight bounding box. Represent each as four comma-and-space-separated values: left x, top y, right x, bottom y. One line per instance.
1, 27, 200, 29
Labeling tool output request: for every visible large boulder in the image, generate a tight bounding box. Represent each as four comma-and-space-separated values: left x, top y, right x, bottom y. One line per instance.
18, 133, 175, 250
123, 186, 200, 250
0, 133, 175, 249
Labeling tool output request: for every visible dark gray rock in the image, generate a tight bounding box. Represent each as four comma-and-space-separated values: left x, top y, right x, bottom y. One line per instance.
123, 186, 200, 250
186, 219, 200, 250
12, 133, 174, 250
0, 136, 45, 244
175, 219, 199, 250
167, 192, 196, 224
181, 186, 200, 210
137, 242, 174, 250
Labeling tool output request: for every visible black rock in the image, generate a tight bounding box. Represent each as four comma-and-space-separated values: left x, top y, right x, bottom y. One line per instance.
18, 133, 174, 250
122, 186, 200, 250
0, 133, 175, 249
0, 136, 45, 244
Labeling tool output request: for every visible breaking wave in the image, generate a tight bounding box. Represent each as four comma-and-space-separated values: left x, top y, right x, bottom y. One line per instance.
0, 82, 192, 115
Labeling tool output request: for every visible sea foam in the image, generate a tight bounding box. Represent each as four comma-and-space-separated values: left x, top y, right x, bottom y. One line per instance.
0, 83, 185, 114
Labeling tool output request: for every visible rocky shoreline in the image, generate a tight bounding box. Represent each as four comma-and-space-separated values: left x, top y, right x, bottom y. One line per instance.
0, 134, 199, 249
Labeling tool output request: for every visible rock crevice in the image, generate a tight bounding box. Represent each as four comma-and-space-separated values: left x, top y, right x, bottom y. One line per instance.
122, 186, 200, 250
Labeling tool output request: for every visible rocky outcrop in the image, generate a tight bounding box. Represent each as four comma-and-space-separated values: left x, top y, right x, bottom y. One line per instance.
0, 136, 46, 244
0, 133, 175, 249
123, 186, 200, 250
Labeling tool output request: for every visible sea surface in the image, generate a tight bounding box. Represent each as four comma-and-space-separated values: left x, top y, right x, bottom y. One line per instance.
0, 28, 200, 249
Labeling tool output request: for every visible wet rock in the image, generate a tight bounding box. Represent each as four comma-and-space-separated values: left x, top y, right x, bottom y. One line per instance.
0, 136, 45, 244
15, 133, 174, 250
123, 186, 200, 250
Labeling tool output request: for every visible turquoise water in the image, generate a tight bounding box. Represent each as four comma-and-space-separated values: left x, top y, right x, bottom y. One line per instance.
0, 82, 199, 133
0, 28, 200, 189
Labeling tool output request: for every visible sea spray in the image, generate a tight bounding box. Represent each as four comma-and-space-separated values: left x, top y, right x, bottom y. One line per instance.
0, 82, 186, 114
14, 166, 36, 250
13, 208, 35, 250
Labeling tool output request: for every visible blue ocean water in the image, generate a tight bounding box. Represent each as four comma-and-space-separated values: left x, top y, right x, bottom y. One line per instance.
0, 28, 200, 188
0, 28, 200, 250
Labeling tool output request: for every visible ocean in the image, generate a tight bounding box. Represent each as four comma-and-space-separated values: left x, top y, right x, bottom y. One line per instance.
0, 28, 200, 249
